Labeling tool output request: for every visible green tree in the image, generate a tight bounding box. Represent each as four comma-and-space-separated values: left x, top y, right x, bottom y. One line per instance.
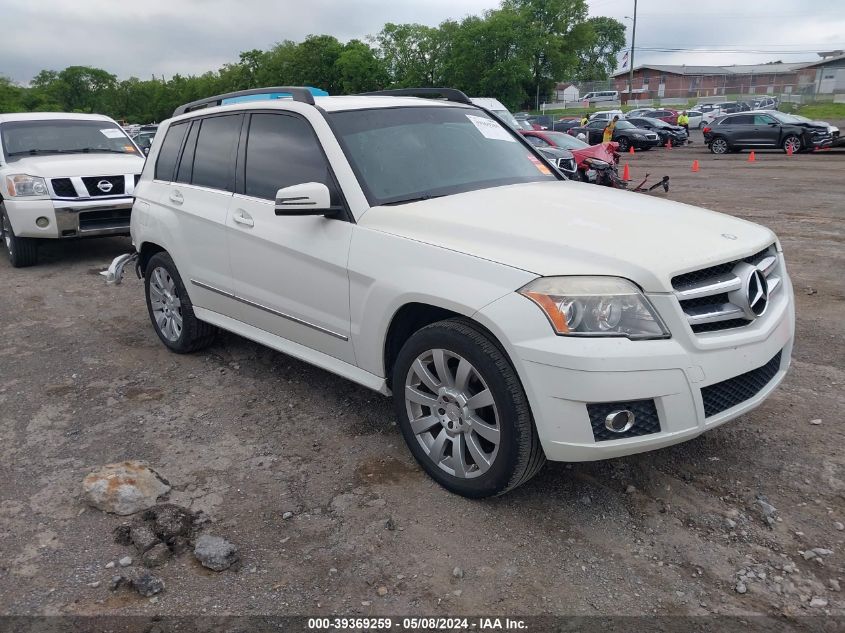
291, 35, 344, 92
575, 16, 626, 81
336, 40, 388, 93
374, 23, 451, 87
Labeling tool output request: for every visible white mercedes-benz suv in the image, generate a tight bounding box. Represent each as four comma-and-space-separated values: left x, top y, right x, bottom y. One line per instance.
0, 112, 144, 267
107, 87, 794, 497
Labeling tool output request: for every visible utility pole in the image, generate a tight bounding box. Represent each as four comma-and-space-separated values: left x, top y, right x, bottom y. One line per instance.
628, 0, 637, 103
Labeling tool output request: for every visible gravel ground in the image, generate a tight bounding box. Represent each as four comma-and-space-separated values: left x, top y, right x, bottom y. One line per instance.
0, 132, 843, 623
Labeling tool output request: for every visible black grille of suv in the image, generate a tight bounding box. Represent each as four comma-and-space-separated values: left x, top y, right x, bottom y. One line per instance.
81, 176, 125, 197
587, 399, 661, 442
701, 350, 782, 417
51, 178, 77, 197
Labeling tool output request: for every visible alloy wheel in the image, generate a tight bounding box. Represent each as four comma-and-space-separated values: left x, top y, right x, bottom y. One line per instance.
149, 266, 183, 342
711, 138, 728, 154
404, 349, 500, 479
784, 136, 801, 153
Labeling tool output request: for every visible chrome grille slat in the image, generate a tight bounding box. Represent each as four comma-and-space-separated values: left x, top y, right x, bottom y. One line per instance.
686, 303, 746, 325
675, 272, 742, 299
757, 256, 777, 277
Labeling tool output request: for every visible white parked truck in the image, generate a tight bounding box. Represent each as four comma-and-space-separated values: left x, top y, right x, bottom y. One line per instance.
0, 112, 144, 267
106, 87, 794, 498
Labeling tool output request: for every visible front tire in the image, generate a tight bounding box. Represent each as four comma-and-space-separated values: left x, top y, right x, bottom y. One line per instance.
782, 135, 801, 153
144, 252, 216, 353
616, 137, 630, 152
1, 207, 38, 268
393, 319, 545, 498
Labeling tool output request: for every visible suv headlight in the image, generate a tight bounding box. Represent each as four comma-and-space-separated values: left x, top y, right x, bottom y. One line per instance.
5, 174, 48, 197
519, 276, 670, 339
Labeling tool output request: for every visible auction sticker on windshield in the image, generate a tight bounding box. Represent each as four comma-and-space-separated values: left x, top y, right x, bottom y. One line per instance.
100, 128, 125, 139
466, 114, 515, 142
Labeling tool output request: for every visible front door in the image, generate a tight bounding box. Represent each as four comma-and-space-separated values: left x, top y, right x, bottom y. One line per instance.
226, 111, 355, 364
751, 113, 781, 147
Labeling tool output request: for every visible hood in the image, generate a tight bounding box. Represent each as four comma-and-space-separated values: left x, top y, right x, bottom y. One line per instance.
570, 143, 616, 164
2, 153, 144, 178
358, 181, 775, 292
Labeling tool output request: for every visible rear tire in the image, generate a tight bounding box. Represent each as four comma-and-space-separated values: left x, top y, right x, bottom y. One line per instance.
1, 207, 38, 268
710, 137, 729, 154
144, 251, 216, 353
392, 318, 545, 498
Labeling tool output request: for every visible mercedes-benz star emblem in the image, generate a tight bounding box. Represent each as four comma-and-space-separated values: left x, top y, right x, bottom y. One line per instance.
746, 269, 769, 316
97, 180, 114, 193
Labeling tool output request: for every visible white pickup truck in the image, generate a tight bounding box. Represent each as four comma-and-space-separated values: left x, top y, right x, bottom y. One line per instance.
0, 112, 144, 267
107, 87, 795, 498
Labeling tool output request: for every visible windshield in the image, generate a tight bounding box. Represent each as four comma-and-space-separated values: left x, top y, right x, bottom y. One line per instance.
614, 121, 635, 130
642, 117, 670, 128
328, 106, 558, 206
769, 111, 801, 124
491, 109, 521, 130
542, 131, 589, 149
0, 119, 140, 162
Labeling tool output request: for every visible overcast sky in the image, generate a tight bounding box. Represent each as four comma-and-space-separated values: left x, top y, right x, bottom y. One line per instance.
2, 0, 844, 84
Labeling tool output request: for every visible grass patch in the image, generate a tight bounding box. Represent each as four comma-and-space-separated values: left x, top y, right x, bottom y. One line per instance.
792, 103, 845, 120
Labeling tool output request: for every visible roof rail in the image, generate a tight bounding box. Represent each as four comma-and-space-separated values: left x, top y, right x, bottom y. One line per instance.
173, 87, 317, 117
358, 88, 472, 105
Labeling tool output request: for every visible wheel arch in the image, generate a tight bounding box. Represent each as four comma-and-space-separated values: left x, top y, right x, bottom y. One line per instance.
382, 301, 515, 391
138, 240, 167, 276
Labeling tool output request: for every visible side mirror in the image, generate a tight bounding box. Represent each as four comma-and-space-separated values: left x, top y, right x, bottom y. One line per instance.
275, 182, 342, 217
143, 147, 150, 156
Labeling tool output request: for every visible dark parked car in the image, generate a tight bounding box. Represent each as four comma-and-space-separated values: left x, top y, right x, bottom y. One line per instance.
552, 118, 582, 132
535, 146, 577, 179
703, 110, 833, 154
567, 119, 661, 152
625, 117, 688, 146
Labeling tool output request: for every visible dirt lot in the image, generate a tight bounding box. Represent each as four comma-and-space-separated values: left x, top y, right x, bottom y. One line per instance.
1, 132, 843, 624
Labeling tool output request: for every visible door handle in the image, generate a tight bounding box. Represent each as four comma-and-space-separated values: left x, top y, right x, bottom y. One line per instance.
169, 190, 183, 205
233, 209, 254, 228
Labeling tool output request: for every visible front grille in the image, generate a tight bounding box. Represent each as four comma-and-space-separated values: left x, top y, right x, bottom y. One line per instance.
81, 176, 125, 197
559, 158, 576, 174
51, 178, 77, 197
701, 350, 783, 417
587, 399, 661, 442
672, 245, 782, 334
78, 208, 131, 232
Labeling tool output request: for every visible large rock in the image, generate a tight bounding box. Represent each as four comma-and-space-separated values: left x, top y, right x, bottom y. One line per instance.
82, 462, 170, 515
193, 534, 238, 571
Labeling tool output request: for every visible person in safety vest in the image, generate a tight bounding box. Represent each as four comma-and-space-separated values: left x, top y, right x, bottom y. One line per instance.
678, 111, 690, 137
602, 115, 619, 143
580, 113, 589, 126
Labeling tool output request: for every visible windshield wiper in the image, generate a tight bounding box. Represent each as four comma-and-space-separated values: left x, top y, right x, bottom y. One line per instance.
382, 193, 444, 206
67, 148, 133, 154
6, 148, 74, 156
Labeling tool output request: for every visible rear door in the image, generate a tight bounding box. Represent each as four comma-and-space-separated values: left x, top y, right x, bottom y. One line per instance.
225, 111, 355, 363
154, 115, 241, 315
721, 114, 755, 145
586, 120, 605, 143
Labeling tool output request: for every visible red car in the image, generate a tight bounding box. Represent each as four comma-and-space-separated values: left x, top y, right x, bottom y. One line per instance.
642, 109, 679, 125
520, 130, 619, 181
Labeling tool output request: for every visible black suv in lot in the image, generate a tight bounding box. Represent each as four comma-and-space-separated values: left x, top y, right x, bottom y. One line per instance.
703, 111, 833, 154
625, 117, 688, 146
566, 119, 661, 152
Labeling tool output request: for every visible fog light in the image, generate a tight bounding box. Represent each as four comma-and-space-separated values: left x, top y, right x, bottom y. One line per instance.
605, 410, 635, 433
36, 217, 50, 228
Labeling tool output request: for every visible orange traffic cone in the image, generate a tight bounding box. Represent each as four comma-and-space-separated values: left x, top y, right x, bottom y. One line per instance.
786, 144, 793, 156
622, 163, 630, 181
665, 140, 672, 149
629, 145, 635, 155
691, 159, 700, 172
748, 151, 756, 162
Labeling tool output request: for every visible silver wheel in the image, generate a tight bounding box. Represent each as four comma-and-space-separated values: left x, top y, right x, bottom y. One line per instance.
711, 137, 728, 154
783, 135, 801, 153
404, 349, 500, 479
148, 266, 183, 342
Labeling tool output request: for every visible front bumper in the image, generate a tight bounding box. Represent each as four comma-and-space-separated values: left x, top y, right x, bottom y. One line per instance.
3, 197, 133, 239
475, 273, 795, 462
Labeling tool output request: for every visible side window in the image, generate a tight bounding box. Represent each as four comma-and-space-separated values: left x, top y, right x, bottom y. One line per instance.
175, 121, 199, 184
243, 113, 334, 201
754, 114, 775, 125
191, 114, 242, 192
154, 122, 188, 181
730, 115, 753, 125
588, 120, 605, 129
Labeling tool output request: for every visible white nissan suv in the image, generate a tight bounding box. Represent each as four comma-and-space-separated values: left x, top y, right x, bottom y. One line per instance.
107, 87, 795, 498
0, 112, 144, 267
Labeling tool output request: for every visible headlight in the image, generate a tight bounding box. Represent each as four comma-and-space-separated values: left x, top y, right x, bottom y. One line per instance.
518, 276, 670, 339
5, 174, 48, 197
584, 158, 609, 167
